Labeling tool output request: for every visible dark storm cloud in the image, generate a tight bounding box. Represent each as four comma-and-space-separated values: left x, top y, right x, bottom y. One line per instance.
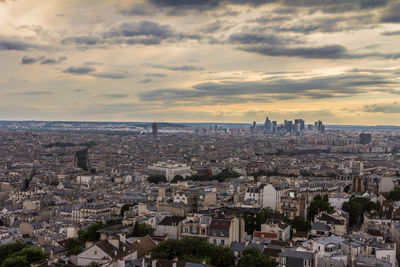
281, 0, 388, 13
229, 33, 292, 45
363, 102, 400, 113
100, 93, 129, 98
248, 15, 290, 24
40, 56, 67, 65
381, 3, 400, 23
146, 63, 204, 71
15, 91, 53, 96
239, 44, 400, 59
146, 73, 167, 77
119, 0, 280, 17
138, 0, 388, 15
21, 56, 44, 64
239, 44, 348, 59
63, 66, 95, 74
21, 56, 67, 65
91, 72, 129, 79
140, 78, 153, 83
0, 37, 42, 51
59, 20, 200, 49
148, 0, 278, 11
61, 36, 104, 46
200, 20, 234, 34
139, 73, 398, 105
247, 13, 376, 35
382, 30, 400, 35
104, 21, 174, 39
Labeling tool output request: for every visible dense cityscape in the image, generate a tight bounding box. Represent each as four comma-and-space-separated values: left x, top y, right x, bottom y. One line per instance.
0, 118, 399, 267
3, 0, 400, 266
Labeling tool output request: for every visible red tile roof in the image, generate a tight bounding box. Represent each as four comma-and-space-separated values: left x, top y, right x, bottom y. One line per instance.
253, 231, 278, 239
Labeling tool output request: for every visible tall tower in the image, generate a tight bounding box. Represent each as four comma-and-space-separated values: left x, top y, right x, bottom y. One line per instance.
264, 116, 272, 134
152, 122, 158, 137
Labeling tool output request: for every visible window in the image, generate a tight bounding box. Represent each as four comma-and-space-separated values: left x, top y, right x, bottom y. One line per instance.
221, 239, 225, 245
94, 250, 97, 255
304, 260, 311, 267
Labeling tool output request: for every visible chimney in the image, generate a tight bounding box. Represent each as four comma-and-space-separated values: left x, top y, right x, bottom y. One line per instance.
119, 233, 126, 244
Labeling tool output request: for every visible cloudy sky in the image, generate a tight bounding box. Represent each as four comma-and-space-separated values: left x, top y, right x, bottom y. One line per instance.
1, 0, 400, 125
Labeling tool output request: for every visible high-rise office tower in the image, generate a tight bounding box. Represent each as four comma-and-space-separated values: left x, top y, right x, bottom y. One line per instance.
294, 119, 305, 136
264, 117, 272, 134
251, 121, 256, 134
152, 122, 158, 137
284, 120, 293, 134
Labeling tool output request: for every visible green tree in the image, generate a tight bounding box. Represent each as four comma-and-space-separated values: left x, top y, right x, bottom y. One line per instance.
209, 246, 235, 267
78, 222, 103, 242
0, 241, 46, 267
1, 255, 29, 267
151, 237, 235, 267
147, 175, 167, 184
12, 247, 45, 263
307, 195, 333, 222
342, 197, 379, 227
120, 203, 137, 216
66, 238, 84, 256
0, 241, 27, 263
290, 216, 309, 232
130, 222, 154, 237
387, 187, 400, 201
171, 175, 184, 183
239, 248, 277, 267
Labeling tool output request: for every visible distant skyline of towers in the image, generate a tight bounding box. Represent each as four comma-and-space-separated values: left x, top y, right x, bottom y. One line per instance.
251, 116, 325, 135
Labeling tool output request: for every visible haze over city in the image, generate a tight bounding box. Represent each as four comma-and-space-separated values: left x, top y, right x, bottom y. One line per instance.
1, 0, 400, 124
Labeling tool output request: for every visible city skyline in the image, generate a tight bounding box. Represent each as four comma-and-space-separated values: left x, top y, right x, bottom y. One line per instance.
1, 0, 400, 125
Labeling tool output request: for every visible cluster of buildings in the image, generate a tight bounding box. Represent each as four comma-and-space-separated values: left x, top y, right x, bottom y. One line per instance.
251, 117, 325, 136
0, 123, 399, 266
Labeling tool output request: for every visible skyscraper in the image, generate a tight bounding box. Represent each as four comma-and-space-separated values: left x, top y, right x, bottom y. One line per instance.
264, 117, 272, 134
284, 120, 293, 134
152, 122, 158, 137
251, 121, 256, 134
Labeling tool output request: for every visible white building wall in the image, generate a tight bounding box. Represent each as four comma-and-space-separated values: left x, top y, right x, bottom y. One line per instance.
77, 246, 110, 266
262, 184, 283, 210
375, 248, 396, 267
154, 225, 179, 239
